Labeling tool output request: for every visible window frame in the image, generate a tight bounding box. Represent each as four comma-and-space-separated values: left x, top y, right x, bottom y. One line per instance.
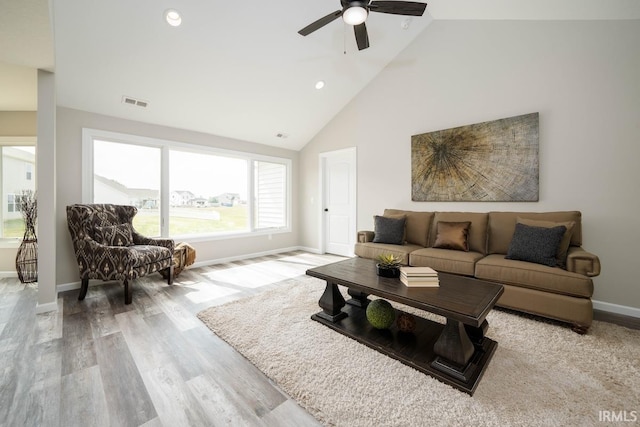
0, 137, 37, 244
81, 128, 292, 241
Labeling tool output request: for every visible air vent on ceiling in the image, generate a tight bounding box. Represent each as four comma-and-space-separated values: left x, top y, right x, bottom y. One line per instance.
122, 96, 149, 108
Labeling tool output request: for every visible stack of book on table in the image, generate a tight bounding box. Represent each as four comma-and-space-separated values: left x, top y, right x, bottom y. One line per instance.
399, 266, 439, 287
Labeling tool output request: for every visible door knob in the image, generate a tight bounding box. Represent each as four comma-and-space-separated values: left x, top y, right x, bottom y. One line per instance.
324, 208, 329, 212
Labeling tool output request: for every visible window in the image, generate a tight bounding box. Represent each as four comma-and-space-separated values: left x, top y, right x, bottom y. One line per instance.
255, 161, 287, 229
82, 129, 291, 239
93, 140, 161, 236
0, 144, 36, 239
168, 149, 248, 236
7, 194, 17, 213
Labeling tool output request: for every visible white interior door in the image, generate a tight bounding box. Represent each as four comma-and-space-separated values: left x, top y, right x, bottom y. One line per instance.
321, 148, 356, 257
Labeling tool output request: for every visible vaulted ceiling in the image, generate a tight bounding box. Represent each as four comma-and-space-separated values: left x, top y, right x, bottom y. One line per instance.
2, 0, 639, 149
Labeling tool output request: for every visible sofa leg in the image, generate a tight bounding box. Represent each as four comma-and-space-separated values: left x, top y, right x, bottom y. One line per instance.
124, 279, 133, 305
167, 265, 174, 285
571, 324, 589, 335
78, 278, 89, 301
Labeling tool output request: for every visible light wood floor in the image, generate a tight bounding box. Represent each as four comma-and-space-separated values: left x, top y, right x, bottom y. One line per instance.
0, 251, 347, 427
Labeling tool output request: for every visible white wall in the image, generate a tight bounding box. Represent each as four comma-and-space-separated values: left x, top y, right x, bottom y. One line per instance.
56, 107, 299, 287
299, 20, 640, 310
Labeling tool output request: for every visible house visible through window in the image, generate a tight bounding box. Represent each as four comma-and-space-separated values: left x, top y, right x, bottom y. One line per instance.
168, 149, 249, 236
83, 129, 291, 239
0, 145, 37, 239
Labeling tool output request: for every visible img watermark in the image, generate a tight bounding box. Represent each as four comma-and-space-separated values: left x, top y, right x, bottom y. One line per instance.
599, 410, 638, 423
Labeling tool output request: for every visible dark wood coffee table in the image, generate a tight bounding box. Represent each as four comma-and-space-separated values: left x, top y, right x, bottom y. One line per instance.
306, 257, 504, 395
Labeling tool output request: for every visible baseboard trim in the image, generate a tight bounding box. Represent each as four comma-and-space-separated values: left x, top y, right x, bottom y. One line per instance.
0, 271, 18, 278
36, 300, 58, 314
57, 281, 82, 292
592, 300, 640, 319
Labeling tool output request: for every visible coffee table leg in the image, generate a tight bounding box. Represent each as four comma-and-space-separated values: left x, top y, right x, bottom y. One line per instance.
346, 289, 370, 308
465, 319, 489, 346
431, 318, 475, 381
316, 281, 347, 323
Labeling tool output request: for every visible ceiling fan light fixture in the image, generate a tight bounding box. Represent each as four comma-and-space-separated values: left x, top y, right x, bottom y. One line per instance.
164, 9, 182, 27
342, 6, 368, 26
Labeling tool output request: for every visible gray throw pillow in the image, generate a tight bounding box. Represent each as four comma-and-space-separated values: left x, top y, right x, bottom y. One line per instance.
372, 215, 406, 245
506, 223, 567, 267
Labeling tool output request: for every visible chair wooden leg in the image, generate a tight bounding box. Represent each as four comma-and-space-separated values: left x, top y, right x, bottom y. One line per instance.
167, 265, 174, 285
78, 278, 89, 301
124, 279, 133, 305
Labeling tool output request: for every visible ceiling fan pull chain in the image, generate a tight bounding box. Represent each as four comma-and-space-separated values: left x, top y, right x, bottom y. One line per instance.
343, 23, 347, 55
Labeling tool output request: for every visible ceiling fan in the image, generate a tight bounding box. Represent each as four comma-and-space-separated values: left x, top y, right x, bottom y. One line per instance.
298, 0, 428, 51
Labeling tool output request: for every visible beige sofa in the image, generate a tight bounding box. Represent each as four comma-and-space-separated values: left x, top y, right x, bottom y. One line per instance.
355, 209, 601, 333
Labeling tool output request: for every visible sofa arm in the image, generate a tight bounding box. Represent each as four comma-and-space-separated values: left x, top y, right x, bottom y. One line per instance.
566, 247, 601, 277
357, 231, 375, 243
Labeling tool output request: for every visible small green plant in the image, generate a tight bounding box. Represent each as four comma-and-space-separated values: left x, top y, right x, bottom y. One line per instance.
376, 253, 402, 269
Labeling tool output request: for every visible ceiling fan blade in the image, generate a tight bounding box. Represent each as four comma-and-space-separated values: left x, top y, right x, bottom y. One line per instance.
354, 23, 370, 51
298, 10, 343, 36
369, 1, 427, 16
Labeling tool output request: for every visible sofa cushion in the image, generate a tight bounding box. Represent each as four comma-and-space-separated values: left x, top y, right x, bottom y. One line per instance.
372, 215, 406, 245
506, 223, 567, 267
384, 209, 434, 247
430, 212, 488, 255
517, 217, 575, 268
433, 221, 471, 251
476, 254, 593, 298
354, 242, 422, 266
409, 248, 484, 276
488, 211, 582, 255
95, 223, 133, 247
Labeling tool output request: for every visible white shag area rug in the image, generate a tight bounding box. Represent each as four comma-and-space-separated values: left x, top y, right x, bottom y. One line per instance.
197, 275, 640, 427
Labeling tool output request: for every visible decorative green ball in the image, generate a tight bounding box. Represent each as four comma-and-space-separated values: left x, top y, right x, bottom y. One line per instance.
366, 299, 395, 329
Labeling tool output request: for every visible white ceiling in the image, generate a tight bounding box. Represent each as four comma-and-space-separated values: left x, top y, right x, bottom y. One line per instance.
2, 0, 640, 149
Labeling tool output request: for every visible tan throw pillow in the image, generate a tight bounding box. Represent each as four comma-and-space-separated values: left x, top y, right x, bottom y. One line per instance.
517, 217, 575, 268
433, 221, 471, 252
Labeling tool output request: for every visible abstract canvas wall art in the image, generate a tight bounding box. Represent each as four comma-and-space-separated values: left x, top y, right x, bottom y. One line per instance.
411, 113, 539, 202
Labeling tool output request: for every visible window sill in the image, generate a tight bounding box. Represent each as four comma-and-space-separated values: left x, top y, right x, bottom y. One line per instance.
0, 239, 21, 249
171, 228, 291, 243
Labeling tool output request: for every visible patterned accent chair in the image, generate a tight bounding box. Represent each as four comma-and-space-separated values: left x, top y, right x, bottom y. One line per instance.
66, 204, 174, 304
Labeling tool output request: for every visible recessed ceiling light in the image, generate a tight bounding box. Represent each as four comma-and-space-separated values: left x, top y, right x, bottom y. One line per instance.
164, 9, 182, 27
315, 80, 325, 90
